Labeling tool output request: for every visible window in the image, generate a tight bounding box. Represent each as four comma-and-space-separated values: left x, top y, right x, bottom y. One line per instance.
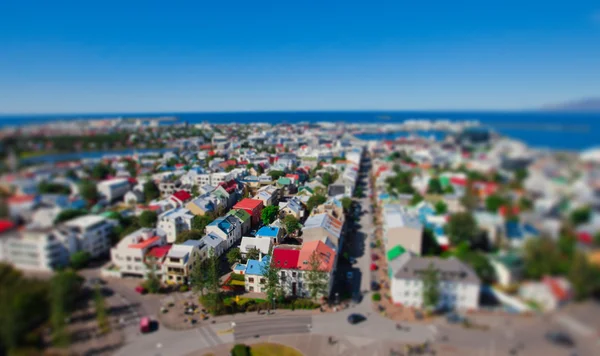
126, 256, 132, 261
249, 286, 254, 292
260, 278, 266, 284
248, 278, 254, 283
134, 257, 141, 262
292, 272, 296, 277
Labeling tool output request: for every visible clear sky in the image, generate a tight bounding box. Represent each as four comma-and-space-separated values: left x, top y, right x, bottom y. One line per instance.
1, 1, 599, 114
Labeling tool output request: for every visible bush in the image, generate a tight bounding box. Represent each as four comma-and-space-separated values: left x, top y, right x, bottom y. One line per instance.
372, 293, 381, 302
179, 285, 189, 293
70, 251, 91, 270
231, 344, 250, 356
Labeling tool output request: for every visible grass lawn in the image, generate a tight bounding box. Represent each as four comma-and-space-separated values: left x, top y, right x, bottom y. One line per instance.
250, 343, 303, 356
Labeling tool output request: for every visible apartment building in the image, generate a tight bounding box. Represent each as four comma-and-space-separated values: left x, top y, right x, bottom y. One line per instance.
0, 227, 71, 271
162, 240, 206, 285
157, 208, 194, 243
110, 228, 166, 277
205, 216, 242, 249
98, 178, 130, 202
382, 203, 423, 255
63, 214, 117, 257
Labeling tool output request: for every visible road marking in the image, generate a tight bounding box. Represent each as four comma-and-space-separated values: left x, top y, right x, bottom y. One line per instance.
556, 315, 595, 337
197, 327, 217, 347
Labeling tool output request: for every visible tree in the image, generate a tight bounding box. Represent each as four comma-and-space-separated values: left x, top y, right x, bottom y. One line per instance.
175, 229, 203, 243
321, 172, 334, 187
246, 163, 254, 170
485, 194, 506, 213
268, 170, 285, 180
570, 207, 591, 226
261, 261, 282, 306
443, 185, 455, 194
422, 263, 440, 310
225, 165, 235, 172
139, 210, 158, 228
50, 270, 82, 348
143, 180, 160, 203
434, 201, 448, 215
54, 209, 87, 224
422, 228, 442, 256
518, 196, 533, 211
515, 168, 528, 182
202, 255, 222, 314
568, 252, 600, 301
191, 185, 199, 196
143, 258, 162, 294
79, 180, 98, 202
91, 163, 112, 180
70, 251, 91, 270
38, 181, 71, 195
261, 205, 279, 225
307, 194, 327, 212
340, 197, 353, 213
427, 177, 443, 195
410, 193, 424, 206
460, 181, 479, 211
227, 248, 242, 265
192, 214, 213, 233
94, 285, 110, 335
452, 242, 496, 284
246, 247, 260, 261
65, 169, 78, 180
353, 186, 364, 198
523, 237, 565, 279
305, 251, 329, 300
446, 212, 478, 246
284, 215, 301, 235
190, 258, 210, 297
124, 159, 137, 177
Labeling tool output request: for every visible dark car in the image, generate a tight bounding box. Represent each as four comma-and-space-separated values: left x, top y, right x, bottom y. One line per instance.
445, 312, 465, 324
545, 331, 575, 348
347, 313, 366, 324
370, 281, 380, 291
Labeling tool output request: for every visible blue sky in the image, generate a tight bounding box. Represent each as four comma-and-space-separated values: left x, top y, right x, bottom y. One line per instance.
1, 1, 599, 114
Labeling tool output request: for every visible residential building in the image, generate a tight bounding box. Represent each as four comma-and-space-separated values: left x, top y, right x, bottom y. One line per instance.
162, 240, 205, 285
296, 240, 336, 298
186, 192, 226, 217
110, 228, 166, 278
0, 227, 71, 271
205, 216, 242, 249
226, 209, 252, 236
489, 252, 524, 287
278, 196, 304, 220
233, 198, 264, 227
157, 208, 194, 243
254, 185, 280, 207
390, 254, 480, 310
200, 232, 226, 257
240, 236, 272, 257
98, 178, 130, 202
301, 213, 343, 251
519, 276, 572, 311
382, 204, 423, 255
169, 190, 193, 208
124, 189, 144, 205
272, 246, 302, 295
255, 225, 284, 244
244, 255, 270, 293
62, 214, 117, 257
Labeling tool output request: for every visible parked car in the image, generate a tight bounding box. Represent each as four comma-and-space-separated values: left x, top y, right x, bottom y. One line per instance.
140, 317, 151, 333
347, 313, 366, 324
370, 281, 380, 291
135, 285, 147, 295
346, 271, 353, 280
349, 257, 357, 264
545, 331, 575, 348
446, 312, 465, 324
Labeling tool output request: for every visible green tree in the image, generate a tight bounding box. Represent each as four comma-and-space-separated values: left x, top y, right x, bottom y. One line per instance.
518, 196, 533, 211
410, 193, 424, 206
92, 163, 112, 180
139, 210, 158, 228
446, 212, 478, 246
70, 251, 91, 270
307, 194, 327, 212
452, 242, 496, 284
568, 252, 600, 301
175, 229, 203, 243
427, 177, 443, 194
227, 248, 242, 265
515, 168, 528, 182
485, 194, 506, 213
570, 207, 591, 226
192, 214, 213, 233
523, 237, 565, 279
443, 184, 455, 194
340, 197, 353, 213
460, 181, 479, 211
434, 201, 448, 215
143, 257, 162, 294
191, 185, 199, 196
94, 286, 110, 335
202, 255, 222, 314
54, 209, 87, 224
246, 163, 255, 170
246, 247, 261, 261
38, 181, 71, 195
422, 263, 440, 310
321, 172, 334, 187
190, 258, 209, 297
422, 228, 442, 256
143, 180, 160, 203
49, 270, 83, 348
283, 215, 301, 235
261, 260, 282, 306
79, 180, 98, 202
65, 169, 78, 180
305, 251, 329, 300
268, 170, 285, 180
261, 205, 279, 225
353, 185, 364, 198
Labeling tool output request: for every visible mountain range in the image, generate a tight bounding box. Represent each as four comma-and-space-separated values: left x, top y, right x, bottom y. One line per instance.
542, 97, 600, 112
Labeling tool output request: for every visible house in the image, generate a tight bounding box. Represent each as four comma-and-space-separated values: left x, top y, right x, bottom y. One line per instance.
278, 196, 304, 220
390, 253, 481, 310
110, 228, 167, 278
253, 185, 280, 207
226, 209, 252, 236
162, 240, 206, 285
186, 192, 226, 217
169, 190, 193, 208
62, 214, 117, 257
157, 208, 194, 243
277, 153, 298, 169
272, 246, 302, 294
489, 252, 524, 287
244, 255, 270, 293
98, 178, 130, 202
382, 204, 423, 255
200, 232, 227, 257
240, 236, 272, 257
0, 226, 71, 271
301, 213, 343, 251
311, 197, 344, 222
124, 189, 145, 205
504, 221, 539, 248
233, 198, 264, 227
255, 226, 284, 244
205, 216, 242, 249
217, 179, 240, 208
519, 276, 572, 311
296, 240, 336, 298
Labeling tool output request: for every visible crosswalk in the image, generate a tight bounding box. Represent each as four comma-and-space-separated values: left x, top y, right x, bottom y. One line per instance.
196, 326, 223, 347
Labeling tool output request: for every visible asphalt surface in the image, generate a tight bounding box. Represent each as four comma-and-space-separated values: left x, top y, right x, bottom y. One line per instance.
233, 315, 312, 340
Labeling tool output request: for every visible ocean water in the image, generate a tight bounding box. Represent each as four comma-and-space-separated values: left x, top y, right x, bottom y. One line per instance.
2, 111, 600, 151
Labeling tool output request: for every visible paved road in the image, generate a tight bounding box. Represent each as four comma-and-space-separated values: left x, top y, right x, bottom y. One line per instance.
234, 315, 312, 340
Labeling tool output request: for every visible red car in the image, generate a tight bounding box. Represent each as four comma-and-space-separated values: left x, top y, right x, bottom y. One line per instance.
370, 263, 378, 271
135, 285, 147, 294
371, 253, 379, 261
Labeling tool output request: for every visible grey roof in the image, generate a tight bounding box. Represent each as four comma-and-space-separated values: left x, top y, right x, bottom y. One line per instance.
393, 256, 480, 284
327, 184, 346, 197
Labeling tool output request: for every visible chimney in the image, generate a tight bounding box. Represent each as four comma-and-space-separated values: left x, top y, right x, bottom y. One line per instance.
259, 251, 263, 261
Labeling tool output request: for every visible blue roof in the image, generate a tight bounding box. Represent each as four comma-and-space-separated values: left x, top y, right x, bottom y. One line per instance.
434, 226, 445, 236
523, 224, 539, 236
234, 264, 246, 272
256, 226, 280, 237
208, 217, 225, 227
505, 221, 523, 239
245, 256, 270, 276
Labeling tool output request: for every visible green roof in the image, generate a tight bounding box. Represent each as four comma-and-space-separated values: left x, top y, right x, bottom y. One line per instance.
277, 177, 292, 185
101, 211, 121, 220
440, 176, 450, 187
387, 245, 406, 261
299, 186, 314, 194
227, 208, 251, 222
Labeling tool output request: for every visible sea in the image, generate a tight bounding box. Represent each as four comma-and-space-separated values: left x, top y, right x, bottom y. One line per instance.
2, 111, 600, 162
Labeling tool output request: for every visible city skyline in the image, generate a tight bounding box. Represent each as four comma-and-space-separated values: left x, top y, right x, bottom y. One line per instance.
1, 1, 599, 114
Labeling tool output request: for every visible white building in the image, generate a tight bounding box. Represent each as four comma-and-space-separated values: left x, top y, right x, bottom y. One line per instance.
63, 215, 117, 257
110, 228, 167, 277
98, 178, 130, 202
240, 236, 273, 257
243, 255, 270, 293
0, 227, 71, 271
162, 240, 207, 285
205, 216, 242, 249
390, 254, 480, 311
157, 208, 194, 243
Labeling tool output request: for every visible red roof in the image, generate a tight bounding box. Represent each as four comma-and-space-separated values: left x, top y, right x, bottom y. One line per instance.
238, 160, 249, 165
543, 277, 570, 302
128, 236, 161, 249
0, 220, 15, 234
208, 150, 216, 156
127, 177, 138, 185
175, 163, 185, 168
234, 198, 264, 211
8, 195, 36, 204
272, 248, 300, 269
219, 179, 237, 194
219, 160, 237, 168
499, 205, 520, 216
172, 190, 192, 202
200, 144, 212, 150
577, 232, 593, 244
147, 245, 172, 259
285, 174, 299, 181
450, 177, 467, 186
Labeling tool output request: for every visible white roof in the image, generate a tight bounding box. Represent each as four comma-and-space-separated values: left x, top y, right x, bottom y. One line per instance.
240, 236, 272, 255
64, 214, 106, 229
383, 204, 422, 230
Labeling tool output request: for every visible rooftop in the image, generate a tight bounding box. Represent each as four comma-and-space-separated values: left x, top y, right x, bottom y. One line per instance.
234, 198, 263, 211
147, 245, 172, 259
272, 247, 301, 269
128, 235, 161, 249
256, 226, 280, 238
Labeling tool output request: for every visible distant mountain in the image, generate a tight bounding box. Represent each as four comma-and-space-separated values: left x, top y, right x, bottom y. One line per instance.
542, 98, 600, 112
